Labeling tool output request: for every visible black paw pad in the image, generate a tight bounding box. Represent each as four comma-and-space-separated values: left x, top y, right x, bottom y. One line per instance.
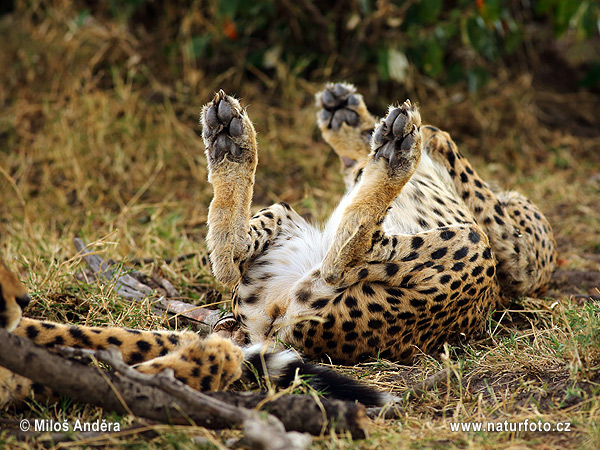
203, 90, 244, 163
319, 83, 360, 131
373, 100, 420, 170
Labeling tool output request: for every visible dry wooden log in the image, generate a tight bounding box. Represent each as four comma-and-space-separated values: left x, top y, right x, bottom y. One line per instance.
0, 329, 371, 439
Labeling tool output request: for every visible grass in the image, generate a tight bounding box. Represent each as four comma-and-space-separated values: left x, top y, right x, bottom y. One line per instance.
1, 4, 599, 449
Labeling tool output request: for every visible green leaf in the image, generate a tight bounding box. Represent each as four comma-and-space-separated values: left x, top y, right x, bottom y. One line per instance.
185, 35, 211, 61
466, 16, 498, 61
417, 0, 443, 25
421, 39, 444, 77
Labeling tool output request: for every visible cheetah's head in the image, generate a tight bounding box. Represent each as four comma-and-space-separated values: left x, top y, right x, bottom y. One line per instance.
0, 256, 30, 332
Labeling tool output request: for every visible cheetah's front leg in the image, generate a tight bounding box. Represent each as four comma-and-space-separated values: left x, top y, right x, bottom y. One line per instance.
322, 101, 422, 285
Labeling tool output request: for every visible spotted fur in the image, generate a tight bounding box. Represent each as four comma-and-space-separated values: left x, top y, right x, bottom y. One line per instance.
202, 84, 556, 365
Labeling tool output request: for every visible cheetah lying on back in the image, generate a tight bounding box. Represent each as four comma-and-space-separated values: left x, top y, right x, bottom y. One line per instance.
0, 83, 556, 408
204, 83, 556, 363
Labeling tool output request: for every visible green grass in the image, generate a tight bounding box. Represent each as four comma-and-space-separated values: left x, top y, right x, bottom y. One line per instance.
1, 4, 600, 449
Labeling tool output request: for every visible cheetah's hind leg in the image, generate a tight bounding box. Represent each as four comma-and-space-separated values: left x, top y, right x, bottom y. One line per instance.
201, 91, 258, 287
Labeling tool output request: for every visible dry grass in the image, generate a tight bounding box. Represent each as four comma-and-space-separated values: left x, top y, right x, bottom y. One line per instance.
1, 4, 599, 449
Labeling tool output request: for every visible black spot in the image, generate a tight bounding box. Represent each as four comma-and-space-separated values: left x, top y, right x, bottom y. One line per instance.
107, 336, 123, 346
345, 332, 359, 342
358, 268, 369, 280
475, 191, 485, 201
447, 148, 456, 167
41, 323, 56, 329
362, 284, 376, 296
440, 230, 456, 240
342, 321, 356, 332
323, 314, 336, 329
401, 252, 419, 262
386, 296, 401, 305
367, 337, 380, 347
385, 263, 400, 276
433, 293, 448, 303
411, 236, 424, 249
52, 335, 65, 346
453, 247, 468, 260
136, 340, 152, 353
344, 296, 358, 308
26, 325, 39, 339
494, 216, 505, 226
368, 319, 383, 329
468, 230, 481, 244
439, 274, 452, 284
451, 262, 465, 271
69, 327, 92, 346
471, 266, 484, 277
430, 304, 443, 314
168, 334, 180, 345
243, 294, 259, 304
128, 352, 144, 364
410, 298, 427, 308
367, 303, 384, 313
486, 266, 495, 277
311, 298, 330, 309
418, 287, 438, 295
482, 248, 492, 260
296, 290, 311, 303
349, 309, 363, 318
431, 247, 448, 260
342, 344, 356, 354
460, 172, 469, 183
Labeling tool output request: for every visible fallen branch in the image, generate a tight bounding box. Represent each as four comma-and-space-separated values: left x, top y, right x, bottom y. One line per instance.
73, 237, 226, 335
0, 329, 371, 440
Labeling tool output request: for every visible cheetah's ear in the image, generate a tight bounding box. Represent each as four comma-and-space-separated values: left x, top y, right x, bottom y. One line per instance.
241, 344, 392, 407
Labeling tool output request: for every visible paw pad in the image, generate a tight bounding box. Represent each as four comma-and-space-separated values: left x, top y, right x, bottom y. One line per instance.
318, 83, 361, 131
372, 100, 421, 170
202, 90, 245, 164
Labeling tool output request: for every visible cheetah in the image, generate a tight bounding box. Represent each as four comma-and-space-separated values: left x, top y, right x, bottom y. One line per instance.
0, 256, 387, 407
202, 83, 556, 365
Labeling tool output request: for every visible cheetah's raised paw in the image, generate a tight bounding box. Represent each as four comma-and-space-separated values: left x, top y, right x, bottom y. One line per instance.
372, 100, 422, 171
201, 90, 256, 171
